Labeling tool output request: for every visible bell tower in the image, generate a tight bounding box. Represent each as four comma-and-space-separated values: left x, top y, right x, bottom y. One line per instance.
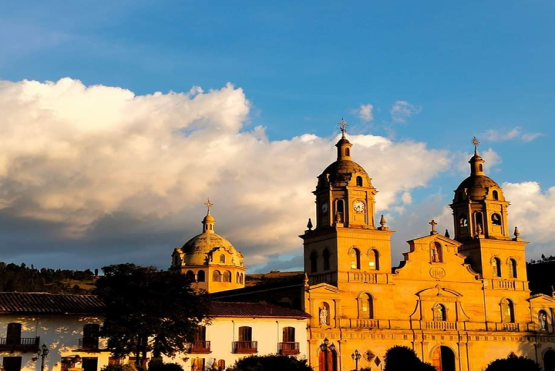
302, 120, 393, 287
450, 138, 528, 284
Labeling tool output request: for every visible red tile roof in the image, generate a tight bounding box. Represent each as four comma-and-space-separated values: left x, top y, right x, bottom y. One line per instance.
209, 301, 310, 319
0, 293, 104, 314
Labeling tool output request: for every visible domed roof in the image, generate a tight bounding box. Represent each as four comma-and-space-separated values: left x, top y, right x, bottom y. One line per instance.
319, 160, 373, 186
456, 174, 500, 200
179, 231, 243, 266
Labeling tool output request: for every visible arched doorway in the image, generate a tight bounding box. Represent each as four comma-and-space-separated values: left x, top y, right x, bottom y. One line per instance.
545, 349, 555, 371
432, 346, 456, 371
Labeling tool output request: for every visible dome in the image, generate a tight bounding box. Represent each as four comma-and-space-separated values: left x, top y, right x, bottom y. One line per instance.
178, 231, 244, 266
455, 175, 501, 200
319, 160, 373, 187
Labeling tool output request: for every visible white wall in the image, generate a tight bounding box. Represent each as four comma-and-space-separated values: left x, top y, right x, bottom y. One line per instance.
0, 315, 308, 371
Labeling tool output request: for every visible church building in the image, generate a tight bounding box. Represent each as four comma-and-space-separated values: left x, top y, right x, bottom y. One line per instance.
209, 122, 555, 371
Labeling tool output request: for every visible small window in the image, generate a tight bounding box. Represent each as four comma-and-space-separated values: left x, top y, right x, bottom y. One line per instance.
283, 327, 295, 342
508, 259, 517, 278
475, 212, 484, 234
194, 326, 206, 342
223, 270, 232, 282
238, 326, 252, 342
186, 270, 195, 282
492, 190, 499, 200
434, 304, 446, 321
368, 249, 379, 270
492, 258, 501, 278
479, 164, 483, 172
491, 213, 501, 226
539, 310, 549, 331
358, 293, 373, 319
336, 199, 345, 222
6, 323, 21, 345
323, 248, 330, 271
345, 148, 350, 157
220, 254, 226, 264
459, 215, 468, 228
213, 270, 222, 282
310, 251, 318, 273
501, 299, 515, 323
350, 248, 361, 270
356, 176, 363, 187
197, 270, 206, 282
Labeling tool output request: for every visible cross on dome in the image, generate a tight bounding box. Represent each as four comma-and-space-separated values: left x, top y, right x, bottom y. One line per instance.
338, 118, 348, 137
472, 137, 480, 155
204, 198, 214, 215
429, 220, 438, 235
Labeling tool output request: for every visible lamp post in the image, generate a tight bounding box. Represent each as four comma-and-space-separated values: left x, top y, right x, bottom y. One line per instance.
351, 349, 361, 371
319, 338, 330, 371
37, 344, 49, 371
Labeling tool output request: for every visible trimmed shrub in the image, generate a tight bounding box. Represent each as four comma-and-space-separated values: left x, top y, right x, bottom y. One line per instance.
484, 353, 541, 371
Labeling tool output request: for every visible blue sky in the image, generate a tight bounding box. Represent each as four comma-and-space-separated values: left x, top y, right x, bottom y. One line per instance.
0, 1, 554, 271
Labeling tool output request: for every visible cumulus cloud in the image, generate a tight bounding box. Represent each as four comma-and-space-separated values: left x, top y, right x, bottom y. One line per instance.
483, 127, 543, 142
0, 78, 452, 270
390, 100, 421, 123
355, 104, 374, 122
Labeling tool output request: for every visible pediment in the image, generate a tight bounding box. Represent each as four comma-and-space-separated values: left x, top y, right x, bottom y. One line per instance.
529, 293, 555, 304
416, 285, 462, 299
308, 282, 342, 294
408, 233, 462, 247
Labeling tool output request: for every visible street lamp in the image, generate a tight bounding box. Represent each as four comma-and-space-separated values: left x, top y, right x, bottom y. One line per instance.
37, 344, 49, 371
319, 339, 330, 371
351, 349, 361, 371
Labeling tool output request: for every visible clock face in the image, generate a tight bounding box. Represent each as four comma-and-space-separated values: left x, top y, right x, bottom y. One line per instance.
321, 202, 329, 214
353, 200, 365, 213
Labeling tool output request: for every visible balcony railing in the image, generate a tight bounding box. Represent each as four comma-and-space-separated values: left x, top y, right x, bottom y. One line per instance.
232, 341, 258, 354
278, 342, 300, 355
78, 337, 100, 351
186, 341, 211, 354
0, 337, 40, 352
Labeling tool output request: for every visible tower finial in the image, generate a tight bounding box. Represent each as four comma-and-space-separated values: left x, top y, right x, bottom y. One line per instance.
472, 137, 480, 156
338, 118, 348, 138
429, 220, 438, 235
204, 198, 213, 215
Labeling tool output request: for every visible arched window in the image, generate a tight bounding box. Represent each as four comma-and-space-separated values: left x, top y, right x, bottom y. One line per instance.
539, 310, 549, 331
492, 190, 499, 200
508, 259, 517, 278
434, 304, 446, 321
336, 200, 345, 222
492, 257, 501, 277
356, 176, 363, 187
216, 360, 226, 371
350, 248, 361, 270
186, 270, 196, 282
346, 148, 350, 157
310, 251, 318, 273
358, 293, 374, 319
475, 212, 484, 234
323, 248, 330, 271
220, 254, 226, 264
479, 164, 483, 172
223, 270, 232, 282
240, 273, 244, 284
459, 214, 468, 228
431, 243, 443, 263
213, 270, 222, 282
368, 249, 379, 270
236, 272, 240, 283
491, 213, 502, 226
197, 270, 205, 282
501, 299, 515, 323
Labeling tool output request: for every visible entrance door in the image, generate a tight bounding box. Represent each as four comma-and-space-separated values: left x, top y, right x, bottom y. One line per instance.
3, 357, 22, 371
82, 357, 98, 371
545, 350, 555, 371
432, 346, 455, 371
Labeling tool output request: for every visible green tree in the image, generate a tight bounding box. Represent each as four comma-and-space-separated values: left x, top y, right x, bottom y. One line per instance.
95, 264, 210, 366
227, 355, 313, 371
483, 353, 541, 371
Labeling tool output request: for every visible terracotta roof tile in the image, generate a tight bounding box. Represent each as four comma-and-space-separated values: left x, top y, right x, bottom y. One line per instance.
209, 301, 310, 319
0, 293, 104, 314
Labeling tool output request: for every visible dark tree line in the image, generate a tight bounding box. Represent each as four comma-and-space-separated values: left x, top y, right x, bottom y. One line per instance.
0, 262, 97, 294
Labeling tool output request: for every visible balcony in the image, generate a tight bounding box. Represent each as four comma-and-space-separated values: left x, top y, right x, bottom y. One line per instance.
0, 337, 40, 352
78, 337, 99, 351
425, 321, 457, 331
186, 341, 211, 354
278, 342, 300, 355
232, 341, 258, 354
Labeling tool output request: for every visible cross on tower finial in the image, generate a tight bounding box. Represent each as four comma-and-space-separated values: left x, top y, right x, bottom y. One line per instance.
472, 137, 480, 155
429, 219, 438, 235
339, 118, 348, 138
204, 198, 213, 215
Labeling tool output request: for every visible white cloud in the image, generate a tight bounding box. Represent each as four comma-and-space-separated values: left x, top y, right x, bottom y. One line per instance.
355, 104, 374, 122
482, 127, 543, 142
0, 78, 452, 269
390, 100, 421, 123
